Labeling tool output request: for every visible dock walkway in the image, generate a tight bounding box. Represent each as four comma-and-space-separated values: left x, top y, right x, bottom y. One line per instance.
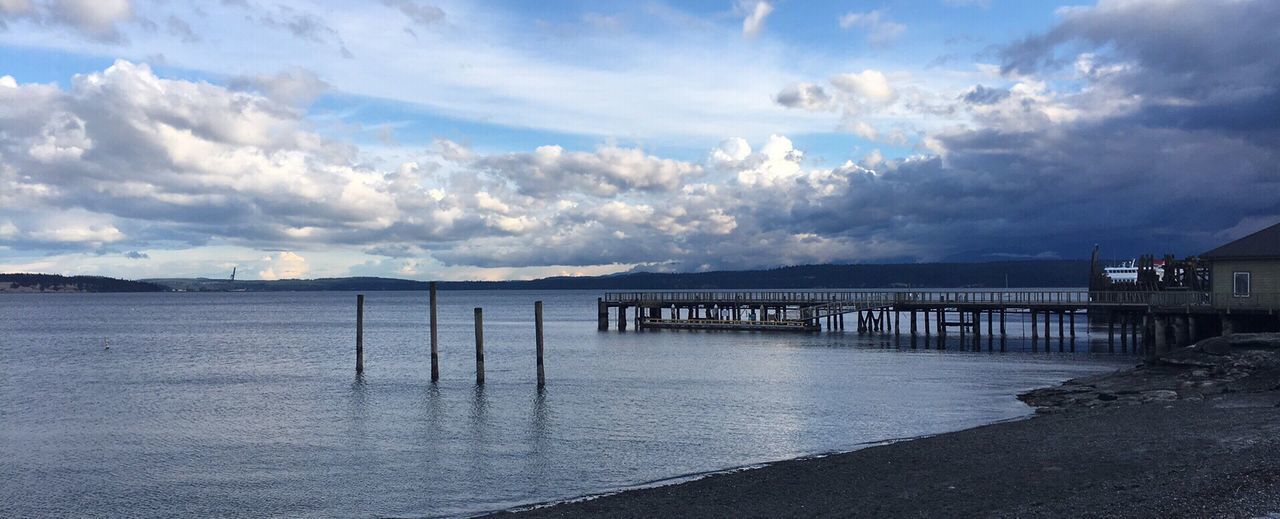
598, 290, 1280, 355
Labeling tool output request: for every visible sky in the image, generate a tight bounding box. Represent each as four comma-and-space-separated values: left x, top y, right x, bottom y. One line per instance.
0, 0, 1277, 281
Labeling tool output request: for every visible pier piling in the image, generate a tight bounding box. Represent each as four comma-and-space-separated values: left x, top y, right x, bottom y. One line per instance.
475, 307, 485, 385
535, 301, 545, 387
430, 282, 439, 381
356, 294, 364, 374
1031, 310, 1039, 351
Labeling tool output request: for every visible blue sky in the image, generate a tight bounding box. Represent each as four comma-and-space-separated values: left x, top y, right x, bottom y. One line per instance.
0, 0, 1277, 280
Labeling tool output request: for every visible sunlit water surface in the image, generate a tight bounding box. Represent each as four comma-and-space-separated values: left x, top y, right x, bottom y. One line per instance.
0, 291, 1128, 517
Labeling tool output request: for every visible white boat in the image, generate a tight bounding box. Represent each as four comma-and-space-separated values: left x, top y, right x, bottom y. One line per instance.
1103, 259, 1164, 284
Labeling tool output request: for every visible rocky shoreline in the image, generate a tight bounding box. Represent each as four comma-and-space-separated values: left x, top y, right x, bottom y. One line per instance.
494, 334, 1280, 518
1020, 333, 1280, 411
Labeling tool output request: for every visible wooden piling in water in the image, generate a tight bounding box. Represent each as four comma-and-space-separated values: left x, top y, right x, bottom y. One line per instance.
356, 294, 364, 374
617, 305, 627, 331
430, 282, 439, 381
987, 310, 994, 351
1108, 311, 1116, 352
597, 298, 608, 331
1044, 310, 1051, 346
1120, 313, 1129, 352
474, 307, 485, 385
1031, 310, 1039, 351
535, 301, 545, 387
910, 310, 918, 335
894, 310, 900, 336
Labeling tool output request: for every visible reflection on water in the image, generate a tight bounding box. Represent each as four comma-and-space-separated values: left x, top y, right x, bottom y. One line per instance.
0, 290, 1126, 517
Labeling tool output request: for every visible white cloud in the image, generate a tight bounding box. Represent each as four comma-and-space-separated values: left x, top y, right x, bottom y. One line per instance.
837, 9, 905, 45
258, 251, 309, 280
830, 69, 895, 103
740, 1, 773, 38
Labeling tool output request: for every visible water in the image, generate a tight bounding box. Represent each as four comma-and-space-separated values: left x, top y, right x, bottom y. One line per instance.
0, 291, 1127, 517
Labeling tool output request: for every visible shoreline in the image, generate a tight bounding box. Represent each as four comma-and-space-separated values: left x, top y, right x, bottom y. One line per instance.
490, 335, 1280, 518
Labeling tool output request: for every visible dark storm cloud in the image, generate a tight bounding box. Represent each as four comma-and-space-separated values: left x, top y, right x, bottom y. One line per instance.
961, 85, 1009, 105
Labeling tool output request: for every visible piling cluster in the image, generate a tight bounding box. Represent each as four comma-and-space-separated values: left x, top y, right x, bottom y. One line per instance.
353, 282, 546, 387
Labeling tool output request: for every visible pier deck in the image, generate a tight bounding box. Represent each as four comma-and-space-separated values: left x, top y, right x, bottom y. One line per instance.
598, 290, 1280, 355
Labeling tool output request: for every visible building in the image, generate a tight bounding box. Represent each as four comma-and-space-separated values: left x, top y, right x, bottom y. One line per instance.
1201, 221, 1280, 307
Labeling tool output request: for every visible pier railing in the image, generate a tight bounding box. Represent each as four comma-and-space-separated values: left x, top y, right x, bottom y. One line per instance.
603, 290, 1094, 306
604, 290, 1280, 311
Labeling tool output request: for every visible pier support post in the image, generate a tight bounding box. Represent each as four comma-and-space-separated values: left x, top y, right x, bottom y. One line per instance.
1108, 312, 1116, 352
1120, 313, 1129, 352
937, 309, 945, 349
910, 310, 918, 335
1173, 315, 1188, 348
1031, 310, 1039, 351
968, 311, 976, 349
535, 301, 545, 388
1152, 314, 1168, 359
430, 283, 439, 381
598, 298, 608, 331
987, 310, 994, 351
618, 305, 627, 331
356, 294, 364, 374
923, 308, 931, 336
1058, 312, 1065, 347
1044, 311, 1051, 346
1188, 315, 1199, 344
474, 307, 485, 385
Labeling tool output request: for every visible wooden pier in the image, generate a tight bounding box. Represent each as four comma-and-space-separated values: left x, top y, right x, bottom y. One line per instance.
599, 290, 1280, 355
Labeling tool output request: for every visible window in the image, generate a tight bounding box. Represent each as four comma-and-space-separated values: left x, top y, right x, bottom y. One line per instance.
1233, 271, 1251, 297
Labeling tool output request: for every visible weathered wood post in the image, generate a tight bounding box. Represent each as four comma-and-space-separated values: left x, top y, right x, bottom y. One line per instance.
1152, 314, 1167, 359
1173, 315, 1188, 348
535, 301, 545, 387
1031, 310, 1039, 351
1188, 315, 1199, 344
1146, 313, 1157, 353
910, 310, 918, 335
617, 305, 627, 331
1069, 311, 1076, 338
356, 294, 365, 374
987, 310, 994, 351
430, 282, 439, 381
1044, 310, 1051, 345
474, 307, 485, 385
1120, 313, 1129, 352
894, 310, 900, 336
1058, 312, 1065, 351
598, 298, 608, 331
1107, 311, 1116, 352
999, 308, 1007, 352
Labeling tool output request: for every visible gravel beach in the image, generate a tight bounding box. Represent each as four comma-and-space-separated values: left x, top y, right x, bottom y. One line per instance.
493, 336, 1280, 518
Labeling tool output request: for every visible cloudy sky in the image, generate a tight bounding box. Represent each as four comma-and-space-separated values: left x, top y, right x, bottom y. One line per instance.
0, 0, 1276, 280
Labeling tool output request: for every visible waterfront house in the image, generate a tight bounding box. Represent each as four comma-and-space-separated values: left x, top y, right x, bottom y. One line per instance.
1201, 222, 1280, 312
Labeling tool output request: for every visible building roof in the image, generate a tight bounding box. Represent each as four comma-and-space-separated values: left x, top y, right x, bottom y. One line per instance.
1202, 222, 1280, 260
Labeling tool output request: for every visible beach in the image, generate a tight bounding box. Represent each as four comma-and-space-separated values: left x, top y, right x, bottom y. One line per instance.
497, 336, 1280, 518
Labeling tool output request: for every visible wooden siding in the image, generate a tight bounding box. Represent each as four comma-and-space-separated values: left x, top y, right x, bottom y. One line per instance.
1211, 260, 1280, 299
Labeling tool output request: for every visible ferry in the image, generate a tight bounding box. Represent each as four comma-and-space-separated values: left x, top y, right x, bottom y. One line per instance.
1103, 259, 1164, 283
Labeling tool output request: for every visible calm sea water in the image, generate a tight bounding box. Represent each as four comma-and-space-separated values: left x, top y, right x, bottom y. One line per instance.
1, 290, 1127, 518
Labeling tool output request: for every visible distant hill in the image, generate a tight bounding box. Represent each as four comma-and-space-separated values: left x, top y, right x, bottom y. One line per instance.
144, 260, 1089, 292
0, 273, 167, 293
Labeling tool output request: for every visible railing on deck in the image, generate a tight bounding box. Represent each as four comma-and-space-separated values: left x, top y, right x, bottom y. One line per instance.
604, 290, 1280, 311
